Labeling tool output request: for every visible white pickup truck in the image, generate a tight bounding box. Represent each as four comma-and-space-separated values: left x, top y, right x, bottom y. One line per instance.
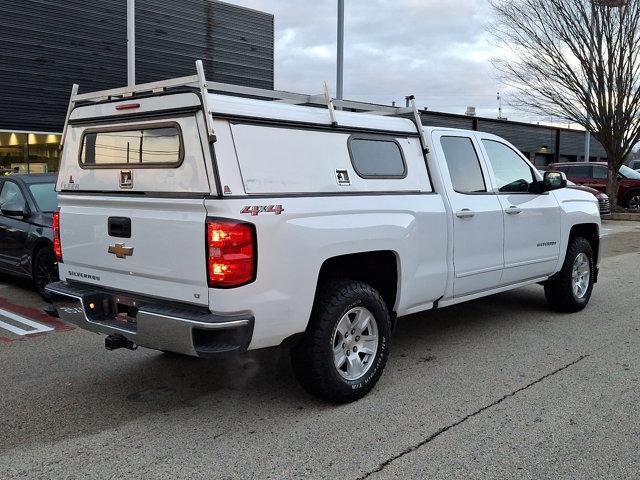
47, 62, 602, 403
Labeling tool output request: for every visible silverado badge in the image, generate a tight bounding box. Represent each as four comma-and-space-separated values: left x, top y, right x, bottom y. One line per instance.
108, 243, 134, 259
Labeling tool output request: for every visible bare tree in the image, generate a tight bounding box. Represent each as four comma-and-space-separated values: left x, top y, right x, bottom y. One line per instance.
490, 0, 640, 209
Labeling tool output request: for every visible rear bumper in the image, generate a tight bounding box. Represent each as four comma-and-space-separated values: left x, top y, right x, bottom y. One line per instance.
45, 281, 254, 357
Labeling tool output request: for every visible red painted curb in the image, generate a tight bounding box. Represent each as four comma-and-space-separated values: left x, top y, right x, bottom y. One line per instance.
0, 296, 74, 343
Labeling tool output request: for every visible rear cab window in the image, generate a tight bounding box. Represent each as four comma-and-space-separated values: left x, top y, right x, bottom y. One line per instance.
440, 136, 487, 194
29, 183, 58, 212
80, 124, 183, 168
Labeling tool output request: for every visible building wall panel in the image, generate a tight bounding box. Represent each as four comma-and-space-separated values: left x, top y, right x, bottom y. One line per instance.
0, 0, 274, 132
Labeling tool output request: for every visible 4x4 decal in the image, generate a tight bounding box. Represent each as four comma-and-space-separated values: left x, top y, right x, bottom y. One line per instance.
241, 205, 285, 216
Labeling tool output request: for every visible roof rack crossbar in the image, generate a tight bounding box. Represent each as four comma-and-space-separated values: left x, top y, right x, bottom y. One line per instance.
72, 74, 200, 103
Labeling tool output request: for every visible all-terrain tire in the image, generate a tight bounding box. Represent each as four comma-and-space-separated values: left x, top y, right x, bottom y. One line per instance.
291, 280, 391, 403
544, 237, 594, 313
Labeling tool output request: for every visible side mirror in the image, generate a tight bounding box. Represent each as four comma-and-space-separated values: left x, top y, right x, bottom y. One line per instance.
543, 171, 567, 192
1, 200, 29, 218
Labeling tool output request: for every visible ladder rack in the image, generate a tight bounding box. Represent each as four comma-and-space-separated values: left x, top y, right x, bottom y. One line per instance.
61, 60, 429, 153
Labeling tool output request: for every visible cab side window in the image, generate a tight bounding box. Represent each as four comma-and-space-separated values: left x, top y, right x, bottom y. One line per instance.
563, 165, 591, 178
0, 182, 26, 211
593, 166, 608, 180
440, 136, 487, 193
482, 140, 535, 193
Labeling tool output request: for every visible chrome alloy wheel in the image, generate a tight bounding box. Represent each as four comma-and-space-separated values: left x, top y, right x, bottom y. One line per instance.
572, 253, 591, 299
628, 194, 640, 210
332, 307, 379, 381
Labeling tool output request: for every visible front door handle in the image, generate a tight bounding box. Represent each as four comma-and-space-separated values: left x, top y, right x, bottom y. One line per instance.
506, 206, 522, 215
456, 209, 475, 219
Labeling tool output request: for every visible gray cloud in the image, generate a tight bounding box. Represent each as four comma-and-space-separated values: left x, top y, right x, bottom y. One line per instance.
227, 0, 549, 122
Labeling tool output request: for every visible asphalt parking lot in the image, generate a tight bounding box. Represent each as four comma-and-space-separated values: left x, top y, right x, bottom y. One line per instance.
1, 220, 639, 480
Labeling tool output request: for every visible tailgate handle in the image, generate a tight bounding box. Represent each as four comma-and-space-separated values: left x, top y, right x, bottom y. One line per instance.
108, 217, 131, 238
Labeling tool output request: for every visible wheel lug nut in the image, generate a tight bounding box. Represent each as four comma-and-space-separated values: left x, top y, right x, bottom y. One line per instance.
351, 329, 356, 335
355, 336, 360, 342
353, 347, 358, 353
346, 350, 351, 356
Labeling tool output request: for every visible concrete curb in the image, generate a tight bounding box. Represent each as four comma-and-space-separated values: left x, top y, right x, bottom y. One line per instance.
601, 213, 640, 221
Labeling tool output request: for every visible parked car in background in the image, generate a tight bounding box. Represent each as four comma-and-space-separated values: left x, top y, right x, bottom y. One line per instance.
549, 162, 640, 210
538, 169, 610, 215
567, 182, 611, 215
0, 174, 59, 299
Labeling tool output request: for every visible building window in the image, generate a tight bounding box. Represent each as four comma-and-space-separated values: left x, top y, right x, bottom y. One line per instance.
0, 131, 61, 173
348, 136, 407, 178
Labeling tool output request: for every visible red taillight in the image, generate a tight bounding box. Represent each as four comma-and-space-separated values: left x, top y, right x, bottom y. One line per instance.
52, 210, 62, 262
206, 219, 255, 288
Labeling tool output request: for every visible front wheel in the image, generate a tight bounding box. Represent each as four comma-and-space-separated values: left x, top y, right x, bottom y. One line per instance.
544, 237, 594, 313
291, 280, 391, 403
33, 246, 59, 301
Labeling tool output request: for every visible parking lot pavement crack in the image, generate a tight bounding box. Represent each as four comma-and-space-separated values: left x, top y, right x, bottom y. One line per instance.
356, 354, 590, 480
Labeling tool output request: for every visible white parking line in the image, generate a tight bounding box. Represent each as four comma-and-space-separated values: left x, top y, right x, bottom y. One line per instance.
0, 308, 54, 336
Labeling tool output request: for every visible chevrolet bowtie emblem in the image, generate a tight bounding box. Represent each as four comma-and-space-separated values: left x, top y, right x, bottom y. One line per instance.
108, 243, 134, 259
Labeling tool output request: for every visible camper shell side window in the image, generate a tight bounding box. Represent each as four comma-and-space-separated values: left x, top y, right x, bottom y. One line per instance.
347, 135, 408, 179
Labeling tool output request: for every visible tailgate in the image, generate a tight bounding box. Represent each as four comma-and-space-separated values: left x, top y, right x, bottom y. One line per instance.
58, 195, 209, 306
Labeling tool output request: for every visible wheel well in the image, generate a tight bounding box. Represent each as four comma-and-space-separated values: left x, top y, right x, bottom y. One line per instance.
316, 251, 399, 315
623, 188, 640, 202
569, 224, 599, 264
31, 240, 54, 274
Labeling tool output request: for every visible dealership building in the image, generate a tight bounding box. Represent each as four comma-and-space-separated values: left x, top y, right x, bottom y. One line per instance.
1, 0, 603, 174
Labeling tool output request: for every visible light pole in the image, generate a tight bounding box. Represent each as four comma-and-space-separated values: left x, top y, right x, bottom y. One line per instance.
127, 0, 136, 86
585, 0, 627, 161
336, 0, 345, 100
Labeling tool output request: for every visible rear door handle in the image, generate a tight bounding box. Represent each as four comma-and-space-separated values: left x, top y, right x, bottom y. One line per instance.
456, 209, 475, 219
506, 206, 522, 215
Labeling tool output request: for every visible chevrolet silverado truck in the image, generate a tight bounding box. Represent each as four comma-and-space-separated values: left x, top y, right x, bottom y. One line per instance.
46, 61, 602, 403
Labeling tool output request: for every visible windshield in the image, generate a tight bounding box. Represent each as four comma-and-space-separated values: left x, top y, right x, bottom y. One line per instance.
620, 165, 640, 180
28, 182, 58, 213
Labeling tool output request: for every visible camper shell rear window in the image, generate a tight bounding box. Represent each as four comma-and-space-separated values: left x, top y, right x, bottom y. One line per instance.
79, 123, 184, 169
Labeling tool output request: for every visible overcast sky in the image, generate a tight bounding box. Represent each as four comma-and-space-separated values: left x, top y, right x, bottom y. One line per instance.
226, 0, 559, 124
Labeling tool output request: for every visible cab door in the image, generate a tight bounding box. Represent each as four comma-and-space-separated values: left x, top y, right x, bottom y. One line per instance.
478, 136, 561, 285
0, 180, 31, 272
433, 132, 504, 297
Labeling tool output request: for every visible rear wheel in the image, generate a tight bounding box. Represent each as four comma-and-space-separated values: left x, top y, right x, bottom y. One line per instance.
33, 246, 59, 301
291, 280, 391, 403
544, 237, 594, 313
624, 190, 640, 210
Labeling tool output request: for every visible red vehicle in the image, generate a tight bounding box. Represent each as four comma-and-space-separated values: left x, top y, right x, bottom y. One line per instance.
549, 162, 640, 210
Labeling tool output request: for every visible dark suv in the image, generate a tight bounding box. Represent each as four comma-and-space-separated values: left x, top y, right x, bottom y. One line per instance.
549, 162, 640, 210
0, 174, 59, 298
